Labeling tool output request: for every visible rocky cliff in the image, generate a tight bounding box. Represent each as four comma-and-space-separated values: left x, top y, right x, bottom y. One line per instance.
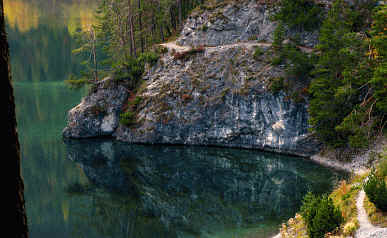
63, 0, 322, 157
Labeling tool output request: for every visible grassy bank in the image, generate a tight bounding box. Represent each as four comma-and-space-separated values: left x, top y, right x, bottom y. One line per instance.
279, 174, 366, 238
279, 147, 387, 238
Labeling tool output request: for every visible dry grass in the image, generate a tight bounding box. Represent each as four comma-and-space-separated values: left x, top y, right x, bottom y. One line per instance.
277, 149, 387, 238
363, 195, 387, 227
329, 177, 362, 237
362, 148, 387, 227
280, 174, 367, 238
280, 213, 308, 238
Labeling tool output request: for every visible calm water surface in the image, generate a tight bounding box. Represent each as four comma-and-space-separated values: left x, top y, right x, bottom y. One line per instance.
9, 1, 346, 237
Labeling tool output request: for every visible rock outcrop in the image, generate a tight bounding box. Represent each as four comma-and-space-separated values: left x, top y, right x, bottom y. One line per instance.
63, 0, 322, 157
176, 0, 319, 48
177, 0, 276, 47
63, 78, 128, 138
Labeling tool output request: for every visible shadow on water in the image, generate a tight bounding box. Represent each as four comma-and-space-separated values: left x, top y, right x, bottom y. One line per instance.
64, 139, 347, 238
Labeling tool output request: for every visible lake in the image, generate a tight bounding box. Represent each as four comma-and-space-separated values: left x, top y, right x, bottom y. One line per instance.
8, 1, 345, 237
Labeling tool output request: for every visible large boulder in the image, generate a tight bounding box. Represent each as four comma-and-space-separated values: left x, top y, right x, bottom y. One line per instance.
63, 78, 128, 138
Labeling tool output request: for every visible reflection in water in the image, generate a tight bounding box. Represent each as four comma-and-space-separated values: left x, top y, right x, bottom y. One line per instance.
10, 1, 346, 237
5, 0, 97, 82
64, 139, 345, 238
8, 25, 83, 82
4, 0, 40, 32
4, 0, 95, 32
14, 81, 87, 238
15, 79, 345, 238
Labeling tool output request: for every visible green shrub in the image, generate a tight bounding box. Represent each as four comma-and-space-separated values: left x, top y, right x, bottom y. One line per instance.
272, 23, 285, 51
300, 192, 343, 238
281, 44, 316, 82
200, 25, 208, 32
271, 56, 283, 66
113, 51, 159, 83
128, 96, 142, 110
253, 46, 264, 60
119, 111, 137, 126
65, 76, 89, 89
138, 51, 160, 66
269, 77, 284, 94
113, 56, 144, 81
364, 170, 387, 211
378, 152, 387, 177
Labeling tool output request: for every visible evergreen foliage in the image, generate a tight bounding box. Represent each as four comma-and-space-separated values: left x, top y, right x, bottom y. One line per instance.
272, 22, 285, 51
300, 192, 343, 238
308, 0, 386, 148
70, 0, 202, 89
119, 110, 137, 126
253, 46, 264, 60
269, 77, 284, 94
282, 43, 316, 83
273, 0, 323, 31
369, 5, 387, 113
364, 170, 387, 212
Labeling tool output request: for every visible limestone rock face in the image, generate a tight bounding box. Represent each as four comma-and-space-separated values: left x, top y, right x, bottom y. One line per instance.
176, 1, 276, 47
114, 43, 320, 156
63, 78, 128, 138
176, 0, 319, 48
63, 0, 322, 157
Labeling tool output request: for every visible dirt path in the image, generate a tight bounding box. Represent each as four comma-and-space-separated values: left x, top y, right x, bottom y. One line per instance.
355, 190, 387, 238
159, 42, 191, 52
160, 41, 314, 53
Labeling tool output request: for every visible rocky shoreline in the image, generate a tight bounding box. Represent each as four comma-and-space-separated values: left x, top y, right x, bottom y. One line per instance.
63, 0, 324, 157
63, 0, 383, 161
309, 137, 387, 175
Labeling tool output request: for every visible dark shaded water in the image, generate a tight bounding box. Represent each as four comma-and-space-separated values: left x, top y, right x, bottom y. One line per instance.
9, 1, 346, 237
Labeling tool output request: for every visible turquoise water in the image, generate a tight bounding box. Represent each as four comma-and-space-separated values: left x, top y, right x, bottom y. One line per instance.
10, 1, 346, 237
13, 72, 345, 238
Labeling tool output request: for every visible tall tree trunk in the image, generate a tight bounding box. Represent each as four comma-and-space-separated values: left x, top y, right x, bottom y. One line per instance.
158, 0, 165, 42
170, 5, 176, 30
177, 0, 182, 29
151, 10, 156, 44
160, 24, 164, 42
138, 0, 144, 53
90, 28, 98, 81
127, 0, 136, 57
1, 0, 29, 237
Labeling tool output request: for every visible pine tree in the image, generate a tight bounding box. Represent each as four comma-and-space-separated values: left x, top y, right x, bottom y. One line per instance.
309, 0, 354, 146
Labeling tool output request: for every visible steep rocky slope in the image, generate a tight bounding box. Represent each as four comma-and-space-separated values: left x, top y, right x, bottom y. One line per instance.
63, 0, 322, 157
